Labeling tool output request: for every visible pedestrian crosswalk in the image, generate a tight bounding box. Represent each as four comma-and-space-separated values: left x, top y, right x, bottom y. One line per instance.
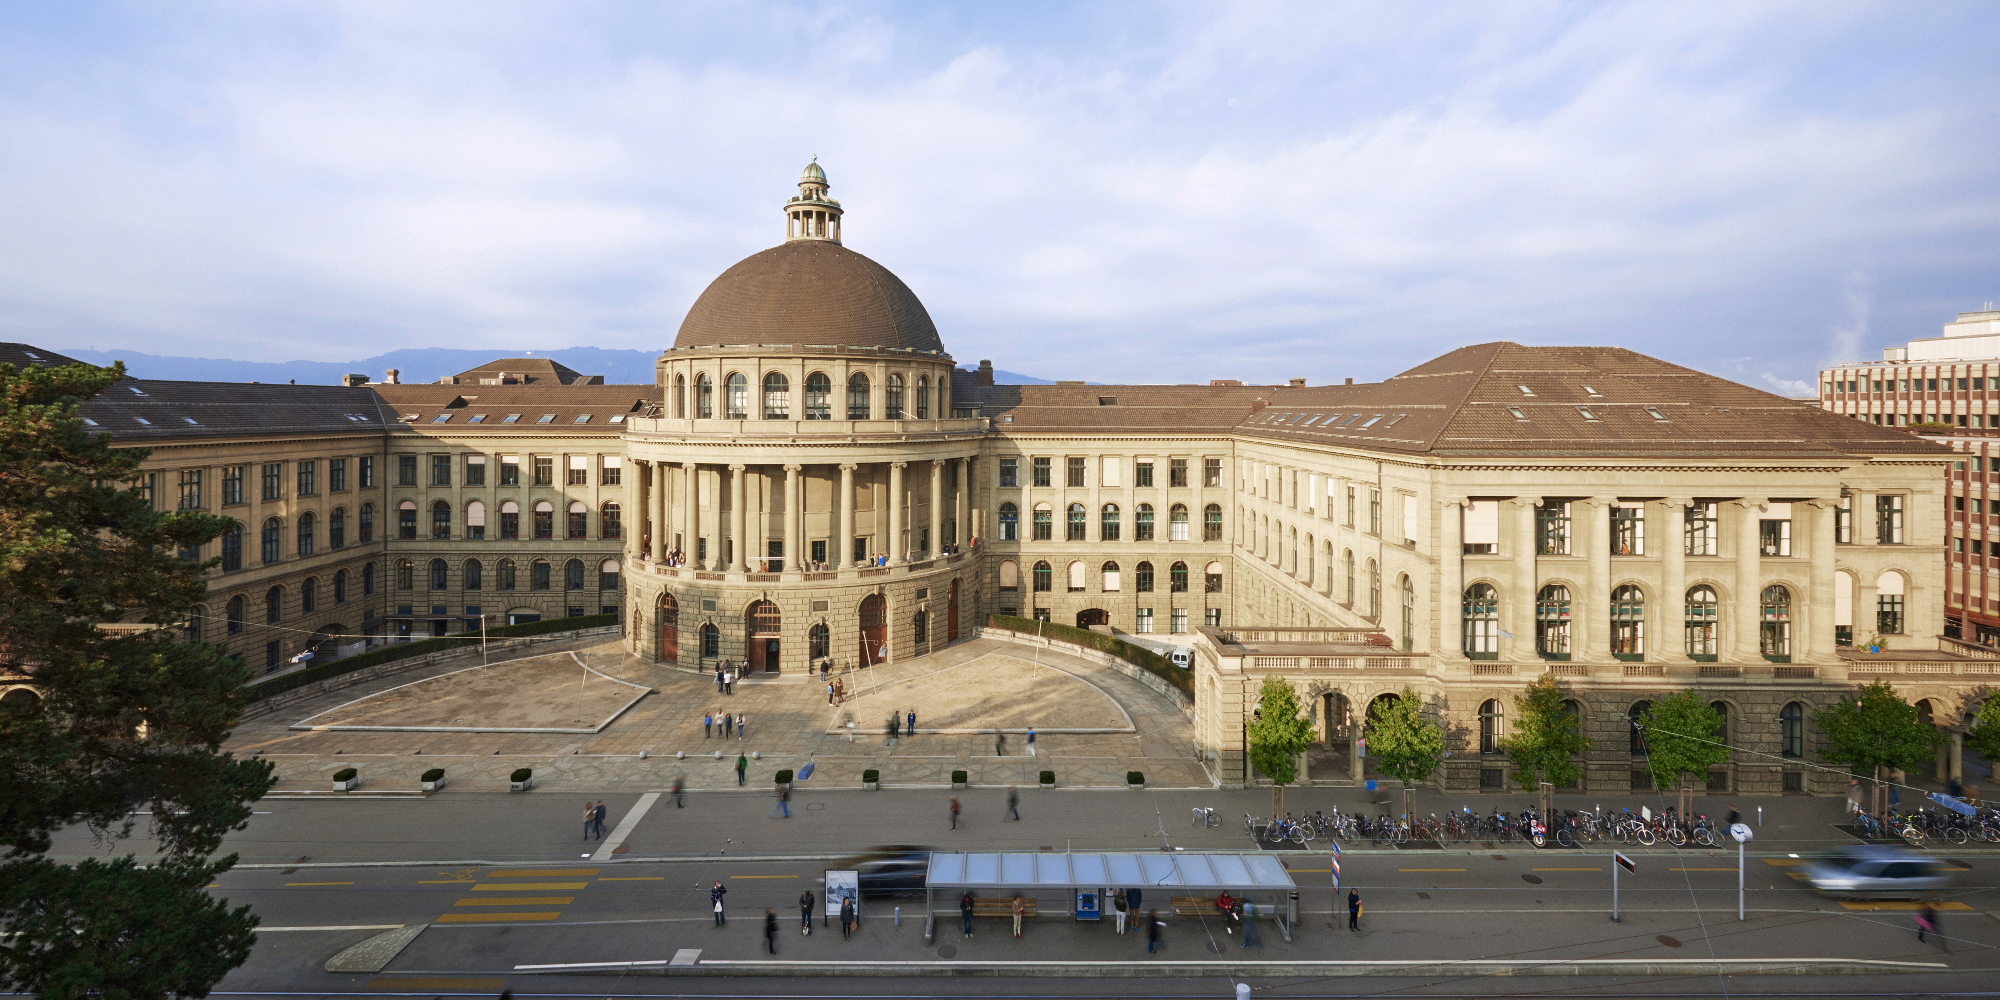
438, 868, 597, 924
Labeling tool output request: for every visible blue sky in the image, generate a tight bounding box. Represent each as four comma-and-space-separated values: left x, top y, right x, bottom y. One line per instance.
2, 2, 1997, 391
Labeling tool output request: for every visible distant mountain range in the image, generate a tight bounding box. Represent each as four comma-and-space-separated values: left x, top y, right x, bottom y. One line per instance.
52, 346, 1064, 387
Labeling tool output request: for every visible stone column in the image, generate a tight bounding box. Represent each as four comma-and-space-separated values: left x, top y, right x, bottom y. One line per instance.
654, 463, 669, 562
1735, 499, 1765, 661
1805, 496, 1837, 664
1662, 499, 1688, 660
633, 460, 649, 559
1950, 729, 1964, 781
889, 461, 907, 563
1440, 497, 1464, 661
728, 464, 747, 573
685, 463, 700, 568
954, 457, 968, 549
1582, 498, 1612, 661
1512, 498, 1541, 657
839, 463, 856, 569
785, 464, 802, 572
928, 458, 944, 560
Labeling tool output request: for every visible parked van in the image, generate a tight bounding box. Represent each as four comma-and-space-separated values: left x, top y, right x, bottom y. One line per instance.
1169, 649, 1192, 669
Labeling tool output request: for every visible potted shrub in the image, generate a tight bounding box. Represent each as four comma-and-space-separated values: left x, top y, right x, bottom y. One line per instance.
1038, 770, 1055, 789
331, 767, 358, 792
1127, 770, 1145, 790
774, 768, 794, 792
862, 768, 880, 791
421, 768, 446, 792
951, 770, 968, 789
510, 767, 534, 792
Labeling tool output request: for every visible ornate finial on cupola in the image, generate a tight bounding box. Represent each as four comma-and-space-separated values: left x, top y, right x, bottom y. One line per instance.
785, 157, 842, 244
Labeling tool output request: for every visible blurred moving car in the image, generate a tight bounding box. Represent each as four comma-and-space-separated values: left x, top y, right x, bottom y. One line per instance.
835, 845, 932, 893
1804, 845, 1955, 898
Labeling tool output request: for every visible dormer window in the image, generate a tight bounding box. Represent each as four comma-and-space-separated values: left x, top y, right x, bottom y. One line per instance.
1358, 414, 1383, 428
1583, 385, 1602, 398
1577, 406, 1600, 421
1644, 406, 1667, 421
432, 414, 452, 423
1507, 406, 1529, 420
1382, 414, 1407, 428
1338, 414, 1364, 427
1516, 385, 1535, 396
128, 386, 147, 396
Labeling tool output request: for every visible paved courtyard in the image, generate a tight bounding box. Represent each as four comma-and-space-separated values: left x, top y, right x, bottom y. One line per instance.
227, 632, 1207, 794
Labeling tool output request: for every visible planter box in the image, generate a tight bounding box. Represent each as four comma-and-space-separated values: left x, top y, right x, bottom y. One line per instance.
332, 780, 354, 792
510, 778, 534, 792
1128, 782, 1144, 790
422, 779, 444, 792
863, 781, 879, 791
1039, 782, 1054, 790
775, 781, 792, 793
951, 781, 967, 790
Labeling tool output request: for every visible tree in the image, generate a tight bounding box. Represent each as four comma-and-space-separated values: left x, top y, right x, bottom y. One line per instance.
1637, 691, 1729, 791
1968, 694, 2000, 765
1366, 687, 1445, 787
1813, 679, 1945, 783
1499, 673, 1591, 790
1246, 675, 1316, 815
0, 360, 273, 998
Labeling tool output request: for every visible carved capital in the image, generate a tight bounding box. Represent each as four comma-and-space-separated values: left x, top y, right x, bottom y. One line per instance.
728, 463, 746, 473
784, 464, 803, 473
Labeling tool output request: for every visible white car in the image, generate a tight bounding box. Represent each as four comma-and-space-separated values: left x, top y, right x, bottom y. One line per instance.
1169, 649, 1192, 669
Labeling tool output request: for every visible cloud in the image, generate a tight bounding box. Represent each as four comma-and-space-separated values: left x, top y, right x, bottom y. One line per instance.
1759, 374, 1816, 398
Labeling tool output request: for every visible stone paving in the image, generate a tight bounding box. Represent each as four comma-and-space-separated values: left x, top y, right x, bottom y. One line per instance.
228, 633, 1209, 795
292, 649, 650, 732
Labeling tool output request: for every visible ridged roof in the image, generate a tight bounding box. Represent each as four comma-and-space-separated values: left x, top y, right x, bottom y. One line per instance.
674, 240, 944, 354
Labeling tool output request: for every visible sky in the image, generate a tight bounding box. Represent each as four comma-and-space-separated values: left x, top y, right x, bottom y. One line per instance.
2, 2, 1997, 392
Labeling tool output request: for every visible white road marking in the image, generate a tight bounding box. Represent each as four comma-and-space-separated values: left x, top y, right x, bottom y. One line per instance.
591, 791, 659, 861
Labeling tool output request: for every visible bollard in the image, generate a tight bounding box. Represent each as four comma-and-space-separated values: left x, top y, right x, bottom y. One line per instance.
1237, 984, 1251, 999
1757, 806, 1762, 827
638, 750, 647, 759
1288, 889, 1299, 925
894, 906, 901, 927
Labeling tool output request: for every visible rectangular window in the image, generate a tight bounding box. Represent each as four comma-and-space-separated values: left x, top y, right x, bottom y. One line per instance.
1463, 499, 1499, 554
1878, 595, 1904, 634
432, 455, 451, 487
464, 455, 485, 486
1032, 507, 1052, 540
262, 463, 283, 501
359, 456, 374, 488
1170, 458, 1189, 488
1346, 485, 1356, 526
1136, 506, 1154, 540
1875, 494, 1903, 543
1203, 458, 1221, 488
1205, 608, 1221, 627
1135, 608, 1154, 633
1170, 608, 1188, 634
500, 456, 520, 486
1401, 493, 1418, 546
330, 458, 347, 492
180, 469, 205, 510
222, 467, 243, 507
1136, 461, 1154, 488
999, 458, 1018, 488
297, 460, 316, 496
1066, 457, 1085, 488
601, 456, 621, 485
1100, 456, 1120, 488
1536, 501, 1571, 555
1368, 489, 1381, 535
567, 455, 588, 486
534, 457, 554, 486
397, 455, 417, 486
1759, 503, 1792, 556
1205, 570, 1222, 593
1686, 502, 1717, 555
1610, 505, 1644, 555
1032, 457, 1051, 488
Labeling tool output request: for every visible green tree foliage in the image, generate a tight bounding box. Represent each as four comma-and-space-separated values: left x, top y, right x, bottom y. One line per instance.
1812, 679, 1945, 775
1638, 691, 1730, 790
1246, 675, 1315, 787
1968, 695, 2000, 765
1366, 687, 1444, 786
0, 360, 274, 998
1499, 673, 1591, 789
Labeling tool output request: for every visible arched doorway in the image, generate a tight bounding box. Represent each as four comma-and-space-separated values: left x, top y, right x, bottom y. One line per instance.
1076, 608, 1108, 629
0, 687, 41, 714
746, 600, 781, 672
947, 578, 961, 643
859, 594, 887, 667
658, 593, 679, 663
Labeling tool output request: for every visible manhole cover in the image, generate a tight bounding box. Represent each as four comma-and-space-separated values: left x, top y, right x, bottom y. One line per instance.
936, 945, 957, 958
1657, 935, 1682, 948
613, 844, 630, 855
1207, 941, 1227, 954
1521, 874, 1543, 884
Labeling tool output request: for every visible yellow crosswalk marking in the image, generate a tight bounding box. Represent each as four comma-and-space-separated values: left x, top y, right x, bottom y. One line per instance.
486, 869, 599, 877
285, 882, 354, 886
472, 882, 586, 890
1837, 901, 1972, 911
435, 912, 561, 923
453, 897, 574, 906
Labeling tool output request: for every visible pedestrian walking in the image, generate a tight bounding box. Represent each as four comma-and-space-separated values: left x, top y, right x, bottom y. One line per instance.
1026, 727, 1036, 757
715, 666, 724, 692
840, 894, 856, 939
703, 712, 713, 738
1127, 887, 1142, 913
908, 709, 917, 736
1917, 901, 1948, 951
592, 800, 607, 839
1006, 786, 1020, 821
835, 678, 845, 704
1111, 888, 1128, 934
764, 908, 779, 954
671, 776, 684, 808
722, 711, 733, 739
888, 713, 900, 741
960, 891, 975, 938
1348, 888, 1361, 932
582, 801, 596, 840
1145, 909, 1163, 953
949, 795, 961, 831
777, 784, 791, 818
800, 890, 815, 935
725, 667, 735, 695
710, 881, 727, 927
1011, 895, 1025, 938
995, 730, 1006, 756
828, 681, 836, 705
737, 712, 746, 739
1889, 768, 1904, 807
821, 658, 830, 682
1241, 901, 1264, 950
1847, 777, 1863, 815
736, 753, 748, 786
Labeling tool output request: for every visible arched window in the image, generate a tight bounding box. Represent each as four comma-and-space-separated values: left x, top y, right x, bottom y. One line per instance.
565, 558, 585, 590
496, 558, 517, 590
913, 609, 928, 645
1710, 700, 1730, 751
700, 622, 720, 658
1366, 559, 1380, 618
361, 562, 374, 595
1344, 550, 1355, 605
1136, 503, 1155, 540
1204, 503, 1223, 541
300, 577, 316, 614
499, 499, 520, 539
809, 622, 830, 659
395, 558, 413, 590
805, 372, 832, 419
1101, 561, 1121, 591
1400, 575, 1415, 650
1067, 503, 1087, 541
226, 595, 245, 634
185, 605, 204, 644
1304, 534, 1315, 582
1204, 561, 1223, 593
695, 373, 713, 418
398, 500, 417, 539
1170, 561, 1189, 593
1170, 503, 1190, 542
674, 373, 686, 418
297, 511, 316, 556
533, 500, 554, 539
1067, 560, 1086, 591
264, 586, 282, 624
568, 500, 588, 539
465, 499, 485, 539
261, 517, 283, 563
725, 372, 749, 419
846, 373, 870, 420
1463, 583, 1499, 658
1322, 541, 1334, 593
599, 558, 620, 591
1290, 527, 1299, 573
601, 501, 621, 539
464, 559, 482, 590
998, 502, 1019, 541
1760, 585, 1791, 659
358, 503, 374, 544
1537, 584, 1572, 658
1032, 503, 1052, 540
429, 558, 448, 590
1135, 561, 1155, 593
1611, 585, 1645, 657
1563, 699, 1583, 742
1479, 699, 1504, 753
330, 506, 346, 549
999, 559, 1019, 590
915, 375, 929, 419
1032, 561, 1052, 592
1779, 702, 1805, 757
1629, 701, 1651, 755
1685, 585, 1718, 658
221, 521, 243, 571
886, 374, 905, 418
528, 559, 551, 590
1101, 503, 1120, 540
333, 568, 348, 603
762, 372, 789, 419
432, 500, 451, 539
1875, 570, 1905, 634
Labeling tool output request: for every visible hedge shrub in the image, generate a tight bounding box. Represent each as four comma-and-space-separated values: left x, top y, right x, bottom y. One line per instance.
951, 770, 968, 784
862, 769, 880, 783
421, 768, 445, 782
510, 768, 533, 783
984, 614, 1193, 698
775, 769, 794, 784
244, 614, 618, 702
1127, 771, 1144, 785
331, 767, 357, 782
1039, 770, 1055, 785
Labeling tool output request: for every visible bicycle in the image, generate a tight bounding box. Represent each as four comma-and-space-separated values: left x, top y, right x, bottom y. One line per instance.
1192, 806, 1220, 828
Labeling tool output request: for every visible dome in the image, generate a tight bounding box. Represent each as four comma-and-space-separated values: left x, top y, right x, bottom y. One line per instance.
800, 159, 826, 183
673, 240, 945, 353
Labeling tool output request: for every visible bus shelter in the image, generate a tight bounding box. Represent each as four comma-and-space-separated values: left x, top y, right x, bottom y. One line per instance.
923, 852, 1297, 937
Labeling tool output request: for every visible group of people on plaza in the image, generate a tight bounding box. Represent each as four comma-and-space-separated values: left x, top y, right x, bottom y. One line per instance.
702, 709, 747, 739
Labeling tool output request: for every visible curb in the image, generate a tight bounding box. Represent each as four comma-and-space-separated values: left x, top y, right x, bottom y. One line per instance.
513, 957, 1952, 978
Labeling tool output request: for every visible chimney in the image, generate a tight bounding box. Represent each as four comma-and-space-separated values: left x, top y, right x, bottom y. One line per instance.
1288, 377, 1306, 387
384, 368, 401, 384
1250, 398, 1268, 413
976, 360, 995, 387
1344, 377, 1354, 385
341, 374, 368, 387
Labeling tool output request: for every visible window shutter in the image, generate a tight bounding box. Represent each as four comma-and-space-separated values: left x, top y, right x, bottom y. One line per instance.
1100, 456, 1120, 488
1402, 495, 1419, 542
1464, 500, 1500, 545
466, 500, 486, 527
